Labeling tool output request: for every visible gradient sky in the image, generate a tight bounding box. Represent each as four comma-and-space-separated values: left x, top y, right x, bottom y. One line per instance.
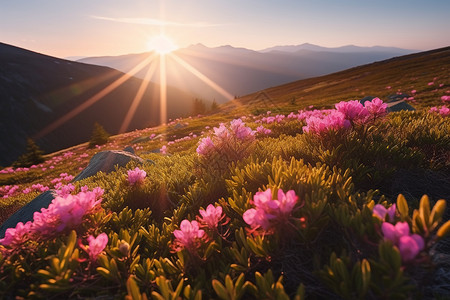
1, 0, 449, 58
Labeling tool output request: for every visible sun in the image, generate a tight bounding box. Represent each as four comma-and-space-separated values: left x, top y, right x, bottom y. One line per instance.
146, 35, 178, 55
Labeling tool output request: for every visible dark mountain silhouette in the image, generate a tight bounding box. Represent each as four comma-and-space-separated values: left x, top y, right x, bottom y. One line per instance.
79, 43, 416, 103
0, 42, 195, 166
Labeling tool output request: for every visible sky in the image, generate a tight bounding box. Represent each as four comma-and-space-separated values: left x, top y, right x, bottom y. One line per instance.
1, 0, 450, 58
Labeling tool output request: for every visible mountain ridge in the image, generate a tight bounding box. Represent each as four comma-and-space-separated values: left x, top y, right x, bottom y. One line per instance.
78, 43, 416, 103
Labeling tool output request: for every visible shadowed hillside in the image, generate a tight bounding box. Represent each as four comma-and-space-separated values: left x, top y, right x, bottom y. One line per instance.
0, 43, 196, 166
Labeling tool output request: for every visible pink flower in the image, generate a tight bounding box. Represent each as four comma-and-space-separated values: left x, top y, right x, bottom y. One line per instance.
0, 221, 32, 246
86, 233, 108, 261
256, 126, 271, 135
364, 98, 387, 119
398, 235, 424, 261
127, 167, 146, 186
382, 222, 410, 244
386, 86, 392, 89
173, 220, 205, 251
336, 100, 369, 122
198, 204, 224, 229
303, 111, 351, 135
429, 106, 439, 113
160, 145, 167, 155
275, 189, 298, 214
243, 188, 299, 231
428, 82, 434, 86
213, 124, 230, 139
381, 221, 424, 261
439, 106, 450, 116
197, 136, 215, 155
243, 208, 271, 230
373, 204, 396, 221
411, 90, 416, 94
441, 96, 450, 102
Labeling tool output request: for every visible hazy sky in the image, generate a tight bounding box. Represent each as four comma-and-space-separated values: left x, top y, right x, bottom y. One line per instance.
1, 0, 449, 58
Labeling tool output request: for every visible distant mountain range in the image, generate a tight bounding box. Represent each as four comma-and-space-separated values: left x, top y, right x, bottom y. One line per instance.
79, 43, 417, 103
0, 42, 196, 166
259, 43, 415, 54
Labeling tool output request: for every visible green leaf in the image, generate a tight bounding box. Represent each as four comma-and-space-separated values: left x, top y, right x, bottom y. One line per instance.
361, 259, 371, 296
430, 199, 446, 226
396, 194, 409, 219
212, 279, 229, 300
437, 220, 450, 239
126, 276, 142, 300
419, 195, 431, 230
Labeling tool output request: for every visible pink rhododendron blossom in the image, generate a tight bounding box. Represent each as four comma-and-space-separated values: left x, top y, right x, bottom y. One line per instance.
381, 221, 424, 261
0, 221, 32, 246
256, 125, 271, 135
428, 82, 434, 86
373, 204, 396, 222
442, 95, 450, 102
197, 136, 215, 155
173, 220, 205, 251
196, 119, 256, 162
439, 106, 450, 116
429, 106, 439, 113
364, 98, 387, 119
411, 90, 416, 94
127, 167, 146, 186
213, 124, 230, 139
198, 204, 224, 229
86, 233, 108, 261
398, 235, 425, 261
243, 208, 271, 230
335, 100, 369, 122
160, 145, 167, 155
243, 188, 299, 231
230, 118, 255, 140
276, 189, 298, 214
303, 111, 351, 135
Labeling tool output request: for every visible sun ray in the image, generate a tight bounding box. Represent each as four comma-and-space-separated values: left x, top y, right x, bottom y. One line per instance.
160, 54, 167, 125
169, 53, 234, 101
34, 53, 157, 140
119, 60, 158, 133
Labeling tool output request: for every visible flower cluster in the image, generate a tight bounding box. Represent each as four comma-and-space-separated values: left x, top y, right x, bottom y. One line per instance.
196, 118, 256, 163
243, 188, 298, 231
51, 173, 74, 187
381, 222, 424, 261
372, 204, 396, 222
302, 111, 351, 135
302, 98, 387, 135
335, 100, 369, 123
256, 125, 272, 135
1, 185, 20, 198
79, 233, 109, 261
173, 205, 225, 252
0, 188, 104, 247
173, 220, 205, 252
198, 204, 225, 230
127, 167, 147, 186
429, 105, 450, 116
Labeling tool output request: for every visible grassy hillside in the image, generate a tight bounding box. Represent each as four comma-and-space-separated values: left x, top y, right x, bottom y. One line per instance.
226, 46, 450, 114
0, 48, 449, 299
